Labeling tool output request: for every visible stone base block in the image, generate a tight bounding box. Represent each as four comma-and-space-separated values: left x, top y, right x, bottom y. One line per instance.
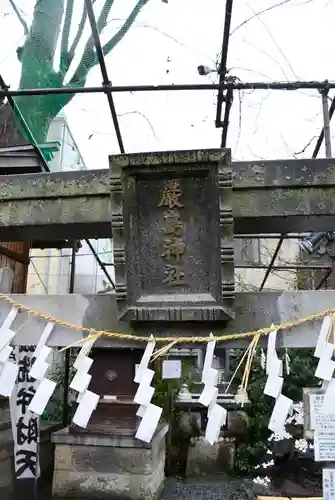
52, 425, 168, 499
0, 422, 58, 500
186, 437, 235, 477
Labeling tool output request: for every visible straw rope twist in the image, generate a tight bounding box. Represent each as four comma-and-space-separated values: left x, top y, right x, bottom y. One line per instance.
0, 293, 332, 349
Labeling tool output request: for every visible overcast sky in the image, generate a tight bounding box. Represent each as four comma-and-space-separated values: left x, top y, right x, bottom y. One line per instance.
1, 0, 334, 170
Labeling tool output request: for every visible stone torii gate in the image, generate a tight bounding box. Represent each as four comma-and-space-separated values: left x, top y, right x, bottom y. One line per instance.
1, 148, 335, 349
1, 148, 335, 499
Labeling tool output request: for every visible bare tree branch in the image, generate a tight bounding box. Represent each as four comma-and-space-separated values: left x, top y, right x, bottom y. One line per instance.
96, 0, 115, 33
8, 0, 29, 35
118, 110, 160, 143
102, 0, 149, 56
294, 135, 318, 155
68, 3, 88, 63
60, 0, 74, 71
242, 39, 290, 81
108, 18, 215, 63
231, 0, 293, 37
243, 1, 299, 79
69, 0, 115, 85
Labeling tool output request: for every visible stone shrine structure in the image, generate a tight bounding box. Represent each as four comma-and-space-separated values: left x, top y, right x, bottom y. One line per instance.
0, 148, 335, 498
52, 149, 235, 498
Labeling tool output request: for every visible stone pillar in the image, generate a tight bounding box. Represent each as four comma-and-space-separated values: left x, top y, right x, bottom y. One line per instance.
52, 425, 168, 499
52, 148, 233, 498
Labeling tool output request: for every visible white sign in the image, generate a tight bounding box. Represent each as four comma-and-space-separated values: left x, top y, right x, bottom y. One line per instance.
162, 360, 181, 379
310, 394, 335, 430
10, 346, 40, 479
314, 430, 335, 461
323, 469, 335, 500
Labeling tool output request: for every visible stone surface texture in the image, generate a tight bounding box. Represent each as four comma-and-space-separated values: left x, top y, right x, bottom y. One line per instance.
186, 437, 235, 477
0, 422, 57, 499
110, 149, 234, 323
52, 425, 168, 499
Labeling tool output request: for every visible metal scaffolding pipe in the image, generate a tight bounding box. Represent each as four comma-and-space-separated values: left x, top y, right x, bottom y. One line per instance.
2, 80, 335, 97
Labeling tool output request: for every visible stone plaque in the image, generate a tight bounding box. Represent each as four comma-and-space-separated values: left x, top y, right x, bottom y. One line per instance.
110, 149, 234, 322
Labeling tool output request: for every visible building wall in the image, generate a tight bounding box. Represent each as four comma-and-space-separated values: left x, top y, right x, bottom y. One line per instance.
235, 237, 299, 291
47, 115, 86, 173
27, 114, 115, 296
26, 248, 71, 295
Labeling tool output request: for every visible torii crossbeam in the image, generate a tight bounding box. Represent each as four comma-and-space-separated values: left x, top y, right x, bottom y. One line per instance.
0, 149, 334, 348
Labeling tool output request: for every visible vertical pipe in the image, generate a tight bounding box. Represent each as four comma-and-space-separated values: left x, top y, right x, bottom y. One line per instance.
322, 90, 332, 158
215, 0, 234, 128
69, 242, 76, 294
330, 260, 335, 290
62, 241, 76, 426
320, 91, 334, 292
259, 236, 285, 291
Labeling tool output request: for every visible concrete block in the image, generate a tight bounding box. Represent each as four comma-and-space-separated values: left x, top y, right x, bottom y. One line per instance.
71, 446, 153, 475
52, 426, 167, 499
54, 444, 73, 471
52, 461, 165, 499
0, 455, 14, 488
0, 404, 11, 431
0, 421, 57, 498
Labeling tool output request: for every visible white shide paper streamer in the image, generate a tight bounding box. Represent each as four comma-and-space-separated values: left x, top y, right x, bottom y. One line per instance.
314, 315, 332, 359
268, 394, 293, 434
198, 334, 226, 445
262, 325, 292, 435
134, 339, 162, 443
0, 307, 20, 397
70, 342, 98, 429
263, 327, 284, 401
28, 324, 57, 415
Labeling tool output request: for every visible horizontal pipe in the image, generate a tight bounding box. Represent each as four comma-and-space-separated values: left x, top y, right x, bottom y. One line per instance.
234, 234, 302, 239
1, 80, 335, 97
236, 264, 330, 270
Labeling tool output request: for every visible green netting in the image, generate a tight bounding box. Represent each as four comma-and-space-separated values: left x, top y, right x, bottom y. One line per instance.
7, 0, 152, 168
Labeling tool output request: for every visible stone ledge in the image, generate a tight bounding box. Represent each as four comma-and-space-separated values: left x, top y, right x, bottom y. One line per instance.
110, 149, 229, 168
52, 424, 168, 449
54, 443, 165, 475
